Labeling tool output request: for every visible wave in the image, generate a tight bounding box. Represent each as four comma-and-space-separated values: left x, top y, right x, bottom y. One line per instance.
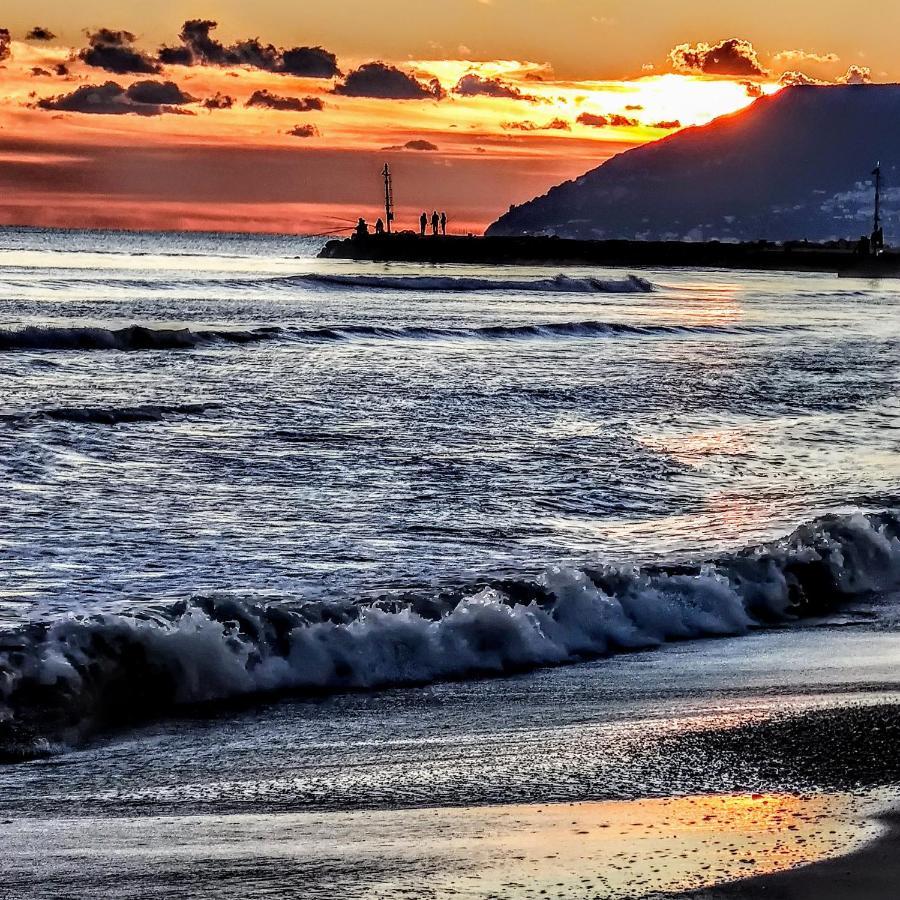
284, 321, 794, 342
1, 511, 898, 759
0, 320, 797, 354
4, 402, 217, 427
291, 272, 656, 293
0, 324, 275, 352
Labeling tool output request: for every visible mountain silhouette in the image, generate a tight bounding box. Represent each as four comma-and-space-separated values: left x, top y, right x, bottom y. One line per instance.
487, 85, 898, 243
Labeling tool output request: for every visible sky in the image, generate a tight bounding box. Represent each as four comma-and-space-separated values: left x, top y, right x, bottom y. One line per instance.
0, 2, 893, 234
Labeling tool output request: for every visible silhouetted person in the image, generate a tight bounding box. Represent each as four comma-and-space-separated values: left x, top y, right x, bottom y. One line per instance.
375, 217, 385, 235
431, 211, 439, 236
440, 212, 447, 236
420, 212, 427, 236
354, 218, 369, 239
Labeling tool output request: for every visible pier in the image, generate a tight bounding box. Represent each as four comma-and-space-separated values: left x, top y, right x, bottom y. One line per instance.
318, 233, 900, 276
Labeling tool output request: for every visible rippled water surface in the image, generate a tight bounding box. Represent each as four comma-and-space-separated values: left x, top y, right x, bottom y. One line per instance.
3, 228, 899, 616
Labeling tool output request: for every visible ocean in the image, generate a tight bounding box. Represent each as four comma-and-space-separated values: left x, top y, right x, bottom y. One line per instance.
1, 227, 899, 898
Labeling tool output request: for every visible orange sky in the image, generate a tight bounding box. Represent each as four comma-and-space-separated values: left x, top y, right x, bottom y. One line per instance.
0, 8, 886, 234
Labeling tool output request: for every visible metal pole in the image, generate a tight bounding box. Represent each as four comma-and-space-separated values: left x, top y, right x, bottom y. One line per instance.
383, 164, 394, 234
874, 162, 882, 236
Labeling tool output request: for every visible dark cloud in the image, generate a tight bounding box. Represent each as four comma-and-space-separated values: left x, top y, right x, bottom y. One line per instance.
246, 89, 324, 111
503, 118, 570, 131
281, 47, 340, 78
126, 80, 195, 105
382, 139, 439, 151
27, 26, 56, 41
576, 112, 637, 128
286, 124, 319, 138
202, 92, 234, 109
0, 28, 10, 62
159, 20, 340, 78
37, 80, 194, 116
625, 104, 643, 110
54, 62, 69, 77
669, 38, 767, 76
31, 67, 52, 77
652, 120, 681, 129
80, 28, 161, 75
334, 62, 444, 99
453, 73, 536, 101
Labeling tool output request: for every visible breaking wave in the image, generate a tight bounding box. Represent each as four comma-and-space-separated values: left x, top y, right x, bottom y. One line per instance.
0, 324, 275, 352
4, 402, 217, 427
2, 511, 899, 759
291, 272, 656, 293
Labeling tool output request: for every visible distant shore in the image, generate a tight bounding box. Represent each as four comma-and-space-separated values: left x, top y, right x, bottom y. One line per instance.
319, 233, 900, 276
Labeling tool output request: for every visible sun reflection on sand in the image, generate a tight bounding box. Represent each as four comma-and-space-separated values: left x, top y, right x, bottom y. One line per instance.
434, 793, 877, 898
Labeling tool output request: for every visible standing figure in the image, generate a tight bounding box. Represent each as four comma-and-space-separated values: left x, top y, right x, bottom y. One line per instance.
440, 212, 447, 236
375, 217, 385, 235
431, 210, 439, 236
420, 212, 428, 236
354, 218, 369, 239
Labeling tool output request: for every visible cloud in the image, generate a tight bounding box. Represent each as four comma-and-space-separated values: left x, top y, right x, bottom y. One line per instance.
281, 47, 340, 78
202, 93, 234, 109
126, 80, 195, 105
27, 26, 57, 41
80, 28, 161, 75
742, 80, 764, 98
779, 70, 826, 87
453, 73, 536, 101
286, 124, 319, 138
245, 89, 324, 111
576, 112, 637, 128
839, 64, 872, 85
0, 29, 10, 62
669, 38, 767, 77
652, 119, 681, 130
37, 80, 195, 116
334, 62, 444, 99
772, 49, 839, 66
624, 104, 643, 110
158, 20, 340, 78
382, 139, 439, 151
31, 67, 53, 77
503, 118, 570, 131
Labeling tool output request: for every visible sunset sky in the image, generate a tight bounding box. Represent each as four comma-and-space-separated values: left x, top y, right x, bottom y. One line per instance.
0, 1, 894, 234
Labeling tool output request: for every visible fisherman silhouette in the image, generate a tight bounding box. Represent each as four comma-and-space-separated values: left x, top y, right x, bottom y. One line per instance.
431, 211, 439, 236
440, 212, 447, 236
375, 217, 385, 235
354, 218, 369, 239
420, 212, 427, 236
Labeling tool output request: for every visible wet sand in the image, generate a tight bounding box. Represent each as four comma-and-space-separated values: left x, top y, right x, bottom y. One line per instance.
0, 793, 880, 899
675, 812, 900, 900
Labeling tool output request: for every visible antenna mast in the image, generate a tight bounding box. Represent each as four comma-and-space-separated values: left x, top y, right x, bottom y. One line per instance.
873, 162, 882, 236
382, 163, 394, 234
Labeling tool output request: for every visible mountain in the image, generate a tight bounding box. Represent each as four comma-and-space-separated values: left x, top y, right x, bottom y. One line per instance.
487, 85, 900, 243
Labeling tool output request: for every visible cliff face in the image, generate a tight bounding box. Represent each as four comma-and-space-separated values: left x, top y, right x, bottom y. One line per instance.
487, 85, 900, 242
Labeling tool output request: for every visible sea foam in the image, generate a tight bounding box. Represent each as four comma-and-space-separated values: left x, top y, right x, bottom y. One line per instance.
1, 511, 898, 758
